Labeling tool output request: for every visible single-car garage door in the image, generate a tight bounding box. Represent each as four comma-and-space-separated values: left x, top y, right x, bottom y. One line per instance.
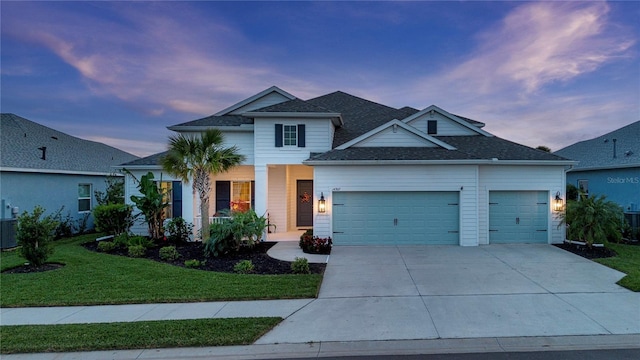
332, 191, 459, 245
489, 191, 548, 244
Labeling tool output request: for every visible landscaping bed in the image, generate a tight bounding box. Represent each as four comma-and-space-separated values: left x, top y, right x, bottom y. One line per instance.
82, 240, 325, 275
554, 242, 617, 260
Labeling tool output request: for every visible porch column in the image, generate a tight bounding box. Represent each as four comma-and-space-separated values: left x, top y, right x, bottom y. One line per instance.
254, 165, 268, 216
181, 178, 194, 229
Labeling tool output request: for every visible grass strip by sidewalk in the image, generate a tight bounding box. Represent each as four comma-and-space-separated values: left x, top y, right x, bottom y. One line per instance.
597, 243, 640, 291
0, 317, 281, 354
1, 234, 322, 307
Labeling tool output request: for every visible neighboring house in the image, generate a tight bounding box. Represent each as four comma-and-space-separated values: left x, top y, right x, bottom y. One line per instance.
0, 113, 139, 231
555, 121, 640, 222
123, 86, 573, 246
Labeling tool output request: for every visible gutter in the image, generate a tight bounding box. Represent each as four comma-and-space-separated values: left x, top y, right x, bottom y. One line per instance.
303, 159, 578, 166
0, 167, 123, 176
167, 124, 254, 132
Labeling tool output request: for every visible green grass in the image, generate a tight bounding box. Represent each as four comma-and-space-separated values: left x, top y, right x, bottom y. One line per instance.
0, 317, 281, 354
597, 243, 640, 291
1, 234, 322, 307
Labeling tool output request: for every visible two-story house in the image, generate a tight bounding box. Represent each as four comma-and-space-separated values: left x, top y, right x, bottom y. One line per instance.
122, 86, 573, 246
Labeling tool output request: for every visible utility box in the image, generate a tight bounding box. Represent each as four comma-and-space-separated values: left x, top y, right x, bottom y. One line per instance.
1, 219, 17, 249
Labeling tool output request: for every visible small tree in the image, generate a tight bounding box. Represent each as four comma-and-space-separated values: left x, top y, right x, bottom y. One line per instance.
126, 171, 169, 240
16, 206, 58, 267
95, 175, 125, 205
560, 194, 624, 247
161, 129, 245, 241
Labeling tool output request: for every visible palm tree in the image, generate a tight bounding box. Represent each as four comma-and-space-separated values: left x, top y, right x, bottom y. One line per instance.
162, 129, 245, 241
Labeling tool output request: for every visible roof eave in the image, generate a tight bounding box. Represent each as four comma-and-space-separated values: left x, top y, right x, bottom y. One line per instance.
568, 163, 640, 172
0, 167, 123, 176
167, 124, 254, 132
303, 159, 577, 166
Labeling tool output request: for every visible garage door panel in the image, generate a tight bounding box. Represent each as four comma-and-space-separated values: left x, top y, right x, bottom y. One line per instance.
489, 191, 548, 244
333, 191, 459, 245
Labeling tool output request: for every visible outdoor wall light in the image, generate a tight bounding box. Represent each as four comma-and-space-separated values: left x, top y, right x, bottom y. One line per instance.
554, 191, 564, 212
318, 192, 326, 213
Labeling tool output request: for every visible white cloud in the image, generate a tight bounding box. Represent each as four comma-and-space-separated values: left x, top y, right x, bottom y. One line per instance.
436, 2, 634, 96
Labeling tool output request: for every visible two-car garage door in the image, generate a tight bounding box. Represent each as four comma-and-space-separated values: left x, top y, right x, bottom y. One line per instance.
332, 191, 459, 245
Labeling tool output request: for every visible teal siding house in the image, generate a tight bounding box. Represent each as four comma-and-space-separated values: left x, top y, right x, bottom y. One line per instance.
555, 121, 640, 228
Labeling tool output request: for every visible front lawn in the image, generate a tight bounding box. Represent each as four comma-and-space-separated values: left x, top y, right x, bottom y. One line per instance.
0, 234, 322, 307
0, 317, 281, 354
597, 243, 640, 291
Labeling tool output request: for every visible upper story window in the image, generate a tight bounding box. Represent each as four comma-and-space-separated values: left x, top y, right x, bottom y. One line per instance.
275, 124, 306, 148
427, 120, 437, 135
78, 184, 92, 212
283, 125, 297, 146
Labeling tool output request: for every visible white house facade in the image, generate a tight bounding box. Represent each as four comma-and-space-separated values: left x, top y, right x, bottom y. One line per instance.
123, 86, 573, 246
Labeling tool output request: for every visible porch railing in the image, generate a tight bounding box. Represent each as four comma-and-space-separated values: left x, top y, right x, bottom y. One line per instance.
193, 216, 232, 233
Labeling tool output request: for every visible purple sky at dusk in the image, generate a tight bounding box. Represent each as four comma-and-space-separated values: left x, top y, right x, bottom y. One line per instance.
1, 1, 638, 158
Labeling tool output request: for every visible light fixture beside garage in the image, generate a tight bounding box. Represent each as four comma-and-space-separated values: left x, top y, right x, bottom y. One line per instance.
318, 192, 326, 213
554, 191, 564, 212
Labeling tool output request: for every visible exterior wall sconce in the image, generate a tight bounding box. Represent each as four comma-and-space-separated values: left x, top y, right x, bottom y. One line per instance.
318, 192, 326, 213
554, 191, 564, 212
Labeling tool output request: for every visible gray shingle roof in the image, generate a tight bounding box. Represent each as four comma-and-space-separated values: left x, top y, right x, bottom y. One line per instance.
251, 98, 335, 113
554, 120, 640, 170
1, 113, 139, 173
171, 115, 253, 128
307, 91, 414, 148
307, 136, 568, 162
120, 151, 168, 166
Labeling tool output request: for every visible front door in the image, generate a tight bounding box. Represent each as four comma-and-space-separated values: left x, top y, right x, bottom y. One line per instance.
296, 180, 313, 227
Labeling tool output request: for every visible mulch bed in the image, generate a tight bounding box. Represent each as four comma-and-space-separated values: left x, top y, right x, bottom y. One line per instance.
2, 263, 65, 274
554, 242, 617, 259
82, 241, 326, 275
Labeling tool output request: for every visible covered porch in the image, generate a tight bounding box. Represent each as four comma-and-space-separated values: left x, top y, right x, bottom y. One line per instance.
192, 164, 315, 239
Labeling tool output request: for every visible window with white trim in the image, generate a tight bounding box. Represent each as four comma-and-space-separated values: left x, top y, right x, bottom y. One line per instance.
231, 181, 252, 212
78, 184, 92, 212
158, 181, 173, 219
283, 125, 297, 146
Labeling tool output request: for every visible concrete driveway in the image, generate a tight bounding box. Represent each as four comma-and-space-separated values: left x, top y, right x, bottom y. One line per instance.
257, 244, 640, 344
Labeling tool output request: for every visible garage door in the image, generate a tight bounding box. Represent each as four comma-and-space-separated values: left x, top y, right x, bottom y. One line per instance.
489, 191, 548, 244
332, 191, 459, 245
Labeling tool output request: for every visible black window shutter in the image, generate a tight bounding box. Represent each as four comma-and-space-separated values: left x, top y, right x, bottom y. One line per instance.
215, 181, 231, 214
172, 181, 182, 218
251, 181, 255, 209
275, 124, 283, 147
297, 124, 306, 147
427, 120, 437, 135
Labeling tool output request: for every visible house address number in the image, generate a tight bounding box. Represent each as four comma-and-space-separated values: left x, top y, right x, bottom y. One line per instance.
332, 188, 341, 191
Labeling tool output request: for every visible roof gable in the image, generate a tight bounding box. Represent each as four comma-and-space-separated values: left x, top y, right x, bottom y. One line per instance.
214, 86, 296, 116
402, 105, 492, 137
337, 120, 456, 150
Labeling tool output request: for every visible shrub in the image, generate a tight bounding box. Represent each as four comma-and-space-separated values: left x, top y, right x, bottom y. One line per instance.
184, 259, 202, 268
300, 235, 332, 254
159, 246, 181, 261
233, 260, 255, 274
97, 241, 116, 252
16, 206, 58, 267
560, 194, 625, 247
128, 245, 146, 258
113, 233, 130, 249
52, 206, 75, 239
164, 217, 194, 243
75, 212, 91, 235
128, 235, 155, 248
204, 210, 274, 257
291, 257, 310, 274
93, 204, 134, 235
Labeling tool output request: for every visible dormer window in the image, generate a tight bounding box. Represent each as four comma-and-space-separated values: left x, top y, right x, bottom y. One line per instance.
275, 124, 306, 148
427, 120, 437, 135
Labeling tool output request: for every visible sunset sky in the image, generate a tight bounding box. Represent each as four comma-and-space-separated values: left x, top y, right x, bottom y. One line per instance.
2, 1, 638, 157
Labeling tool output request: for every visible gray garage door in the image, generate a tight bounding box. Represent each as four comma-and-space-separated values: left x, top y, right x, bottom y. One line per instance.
489, 191, 548, 244
332, 191, 459, 245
